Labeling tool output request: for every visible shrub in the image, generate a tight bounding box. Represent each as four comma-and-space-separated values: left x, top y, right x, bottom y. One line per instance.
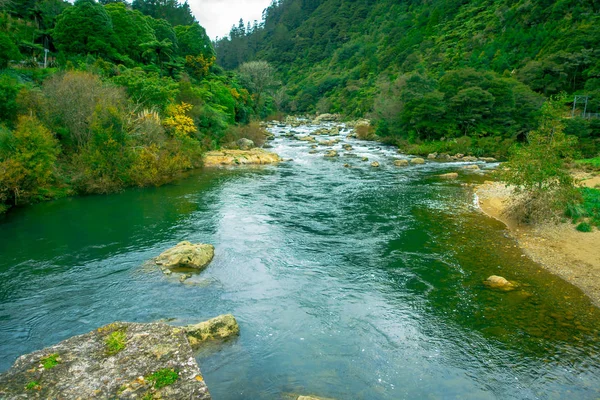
0, 116, 60, 208
221, 121, 267, 148
0, 74, 24, 126
42, 71, 127, 148
576, 222, 592, 232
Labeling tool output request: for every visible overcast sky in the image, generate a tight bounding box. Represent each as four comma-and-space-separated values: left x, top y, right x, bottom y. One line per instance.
189, 0, 273, 40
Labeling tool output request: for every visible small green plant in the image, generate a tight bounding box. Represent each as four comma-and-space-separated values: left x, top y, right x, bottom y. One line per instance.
25, 381, 40, 390
146, 368, 179, 389
105, 329, 127, 355
576, 222, 593, 232
41, 353, 60, 369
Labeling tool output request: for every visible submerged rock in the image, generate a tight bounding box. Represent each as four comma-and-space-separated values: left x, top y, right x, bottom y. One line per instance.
0, 322, 211, 399
484, 275, 517, 291
156, 241, 215, 271
203, 149, 282, 166
410, 157, 425, 164
462, 164, 480, 170
324, 150, 338, 157
394, 159, 409, 166
438, 172, 459, 179
184, 314, 240, 350
361, 157, 369, 162
371, 161, 380, 167
479, 157, 497, 163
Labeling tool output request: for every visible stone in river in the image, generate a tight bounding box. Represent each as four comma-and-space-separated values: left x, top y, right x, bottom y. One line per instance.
371, 161, 380, 167
484, 275, 517, 291
394, 159, 409, 166
184, 314, 240, 350
155, 241, 214, 271
410, 157, 425, 164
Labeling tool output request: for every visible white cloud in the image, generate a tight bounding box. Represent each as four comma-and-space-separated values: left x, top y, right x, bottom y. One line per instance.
188, 0, 273, 40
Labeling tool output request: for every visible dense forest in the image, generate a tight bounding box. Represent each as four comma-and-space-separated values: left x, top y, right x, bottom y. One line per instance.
216, 0, 600, 157
0, 0, 277, 214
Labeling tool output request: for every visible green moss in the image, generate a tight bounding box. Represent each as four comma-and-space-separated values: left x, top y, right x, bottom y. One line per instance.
41, 353, 60, 369
25, 381, 41, 390
146, 368, 179, 389
105, 329, 127, 355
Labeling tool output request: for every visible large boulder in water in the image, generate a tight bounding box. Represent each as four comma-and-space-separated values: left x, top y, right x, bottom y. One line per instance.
236, 138, 254, 150
0, 322, 211, 399
410, 157, 425, 165
184, 314, 240, 350
156, 241, 214, 270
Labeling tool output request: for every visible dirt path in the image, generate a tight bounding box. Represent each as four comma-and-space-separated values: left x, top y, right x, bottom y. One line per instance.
475, 181, 600, 307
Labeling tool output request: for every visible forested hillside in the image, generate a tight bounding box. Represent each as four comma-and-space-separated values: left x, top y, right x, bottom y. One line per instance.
216, 0, 600, 157
0, 0, 275, 214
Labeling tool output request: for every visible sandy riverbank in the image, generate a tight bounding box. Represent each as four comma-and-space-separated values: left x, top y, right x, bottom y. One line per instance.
475, 180, 600, 307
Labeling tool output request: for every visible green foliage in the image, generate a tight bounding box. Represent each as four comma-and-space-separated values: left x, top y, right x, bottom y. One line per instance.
105, 329, 127, 355
40, 353, 60, 369
576, 222, 593, 232
112, 68, 178, 110
146, 368, 179, 389
567, 188, 600, 229
0, 116, 60, 208
0, 73, 25, 126
132, 0, 195, 27
25, 381, 41, 390
105, 3, 155, 63
501, 96, 580, 223
175, 23, 214, 59
52, 0, 116, 58
0, 32, 21, 68
576, 157, 600, 169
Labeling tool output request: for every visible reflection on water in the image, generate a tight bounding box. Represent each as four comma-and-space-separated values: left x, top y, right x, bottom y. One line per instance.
0, 123, 599, 399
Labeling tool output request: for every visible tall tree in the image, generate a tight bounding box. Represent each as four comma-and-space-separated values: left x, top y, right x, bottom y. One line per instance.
52, 0, 115, 57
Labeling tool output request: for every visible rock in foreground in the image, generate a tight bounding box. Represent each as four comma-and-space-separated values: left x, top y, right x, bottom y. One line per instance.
156, 241, 215, 271
203, 149, 282, 166
0, 322, 211, 400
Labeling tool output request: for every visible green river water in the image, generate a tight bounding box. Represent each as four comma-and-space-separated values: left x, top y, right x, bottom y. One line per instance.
1, 123, 599, 399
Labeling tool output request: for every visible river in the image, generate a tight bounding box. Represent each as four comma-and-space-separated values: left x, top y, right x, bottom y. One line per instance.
1, 122, 599, 399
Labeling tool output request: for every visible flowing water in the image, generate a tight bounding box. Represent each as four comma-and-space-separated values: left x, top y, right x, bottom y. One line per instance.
1, 123, 600, 399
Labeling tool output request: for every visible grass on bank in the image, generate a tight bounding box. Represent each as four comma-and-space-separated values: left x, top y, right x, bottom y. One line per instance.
575, 157, 600, 170
566, 187, 600, 230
